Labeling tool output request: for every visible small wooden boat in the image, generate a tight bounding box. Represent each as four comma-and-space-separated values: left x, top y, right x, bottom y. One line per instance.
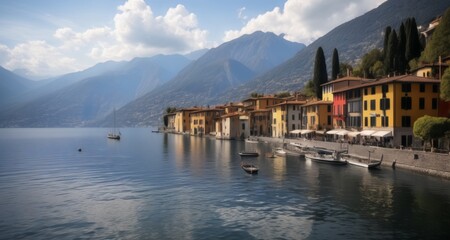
241, 163, 259, 174
151, 130, 159, 133
344, 154, 383, 169
305, 149, 347, 165
239, 152, 259, 157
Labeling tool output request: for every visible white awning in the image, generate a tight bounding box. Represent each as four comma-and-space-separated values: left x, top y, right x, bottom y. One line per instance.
347, 131, 361, 137
336, 130, 349, 136
372, 130, 392, 137
315, 130, 326, 135
301, 129, 314, 135
326, 129, 340, 134
360, 130, 376, 136
290, 129, 302, 134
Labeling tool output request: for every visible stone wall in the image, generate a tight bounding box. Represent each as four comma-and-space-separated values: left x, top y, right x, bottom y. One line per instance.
259, 137, 450, 179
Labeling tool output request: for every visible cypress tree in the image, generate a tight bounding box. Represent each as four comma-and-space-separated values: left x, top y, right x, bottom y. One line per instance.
383, 26, 392, 59
331, 48, 340, 80
313, 47, 328, 100
397, 23, 407, 74
406, 17, 421, 62
384, 30, 398, 75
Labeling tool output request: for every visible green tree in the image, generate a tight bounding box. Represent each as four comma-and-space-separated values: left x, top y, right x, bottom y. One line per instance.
384, 30, 398, 75
383, 26, 392, 59
441, 68, 450, 101
339, 62, 353, 77
397, 23, 407, 74
405, 17, 421, 63
370, 61, 385, 78
312, 47, 328, 99
274, 92, 291, 98
250, 92, 264, 98
414, 115, 450, 149
421, 8, 450, 63
301, 79, 316, 97
331, 48, 340, 80
357, 48, 383, 78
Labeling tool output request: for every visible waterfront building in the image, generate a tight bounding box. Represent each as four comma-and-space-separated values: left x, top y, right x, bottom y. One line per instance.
165, 112, 176, 132
174, 108, 199, 134
218, 112, 250, 140
300, 100, 333, 132
271, 100, 306, 138
249, 109, 272, 136
321, 76, 371, 129
189, 108, 224, 136
345, 75, 441, 147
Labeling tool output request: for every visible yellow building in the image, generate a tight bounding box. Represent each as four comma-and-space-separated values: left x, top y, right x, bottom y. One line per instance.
300, 100, 333, 131
358, 75, 440, 147
174, 108, 199, 134
189, 108, 224, 136
271, 101, 306, 138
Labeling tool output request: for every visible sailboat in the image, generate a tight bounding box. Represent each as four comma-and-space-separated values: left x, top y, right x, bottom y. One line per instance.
107, 108, 121, 140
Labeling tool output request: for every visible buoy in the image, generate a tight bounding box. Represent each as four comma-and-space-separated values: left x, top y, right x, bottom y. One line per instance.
78, 148, 82, 152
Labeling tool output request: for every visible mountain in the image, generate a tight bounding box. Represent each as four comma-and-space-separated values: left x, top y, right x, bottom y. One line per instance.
99, 31, 305, 127
217, 0, 450, 101
0, 54, 191, 127
0, 66, 42, 109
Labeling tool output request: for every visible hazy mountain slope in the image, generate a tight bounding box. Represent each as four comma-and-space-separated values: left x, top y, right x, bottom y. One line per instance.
216, 0, 450, 103
0, 66, 42, 109
0, 54, 191, 127
99, 31, 305, 127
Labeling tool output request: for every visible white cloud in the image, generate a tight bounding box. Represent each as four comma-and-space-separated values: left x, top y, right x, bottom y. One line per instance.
224, 0, 386, 44
0, 0, 210, 77
238, 7, 248, 21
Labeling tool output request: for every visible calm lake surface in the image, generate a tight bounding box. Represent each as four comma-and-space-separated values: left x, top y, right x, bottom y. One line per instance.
0, 128, 450, 239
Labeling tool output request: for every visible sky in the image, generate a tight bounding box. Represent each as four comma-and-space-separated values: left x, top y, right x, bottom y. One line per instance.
0, 0, 386, 79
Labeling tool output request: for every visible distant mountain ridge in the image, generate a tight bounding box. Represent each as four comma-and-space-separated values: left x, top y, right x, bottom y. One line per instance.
0, 54, 192, 127
216, 0, 450, 102
97, 31, 305, 127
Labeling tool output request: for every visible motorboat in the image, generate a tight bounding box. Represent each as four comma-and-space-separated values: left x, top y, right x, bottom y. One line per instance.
239, 152, 259, 157
241, 163, 259, 174
343, 154, 383, 169
305, 149, 347, 165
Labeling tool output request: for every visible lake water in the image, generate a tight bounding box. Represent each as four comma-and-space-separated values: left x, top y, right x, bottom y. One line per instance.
0, 128, 449, 239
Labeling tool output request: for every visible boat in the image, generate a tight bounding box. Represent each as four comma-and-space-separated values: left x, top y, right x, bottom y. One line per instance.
107, 109, 121, 140
274, 147, 287, 156
239, 152, 259, 157
245, 138, 259, 143
343, 153, 383, 169
151, 129, 159, 133
241, 163, 259, 174
305, 149, 347, 165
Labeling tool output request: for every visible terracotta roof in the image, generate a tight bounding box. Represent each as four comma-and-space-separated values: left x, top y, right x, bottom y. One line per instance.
249, 109, 271, 113
190, 108, 224, 114
332, 75, 440, 93
220, 112, 248, 118
301, 100, 333, 107
321, 76, 373, 86
269, 100, 307, 108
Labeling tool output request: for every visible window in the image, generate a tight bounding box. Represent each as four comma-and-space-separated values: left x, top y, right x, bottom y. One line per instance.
433, 84, 439, 93
382, 85, 389, 93
282, 115, 284, 121
382, 116, 389, 127
273, 119, 276, 124
420, 83, 425, 92
242, 123, 245, 130
364, 117, 368, 127
327, 105, 332, 112
380, 98, 390, 110
371, 86, 376, 94
432, 98, 437, 109
364, 101, 367, 110
310, 116, 316, 126
402, 83, 411, 92
327, 116, 332, 125
370, 100, 376, 110
402, 116, 411, 127
401, 97, 412, 110
355, 90, 361, 98
292, 124, 295, 130
370, 116, 376, 127
419, 98, 425, 109
292, 114, 295, 120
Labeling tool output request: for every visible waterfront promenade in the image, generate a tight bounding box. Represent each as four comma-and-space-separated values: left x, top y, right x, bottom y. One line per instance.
257, 136, 450, 179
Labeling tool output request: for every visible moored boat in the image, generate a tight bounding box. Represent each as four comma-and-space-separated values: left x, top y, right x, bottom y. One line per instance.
241, 163, 259, 174
343, 154, 383, 169
239, 152, 259, 157
305, 149, 347, 165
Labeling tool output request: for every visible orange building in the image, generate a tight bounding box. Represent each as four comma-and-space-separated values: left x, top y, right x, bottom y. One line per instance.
189, 108, 224, 136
